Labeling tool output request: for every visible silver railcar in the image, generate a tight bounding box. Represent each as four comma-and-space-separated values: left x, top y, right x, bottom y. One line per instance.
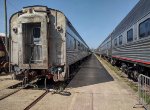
97, 0, 150, 78
10, 6, 90, 82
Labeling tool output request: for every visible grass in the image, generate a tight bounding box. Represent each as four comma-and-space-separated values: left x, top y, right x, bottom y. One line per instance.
140, 92, 150, 105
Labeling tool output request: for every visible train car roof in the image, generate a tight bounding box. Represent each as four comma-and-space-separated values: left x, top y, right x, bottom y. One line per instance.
113, 0, 150, 38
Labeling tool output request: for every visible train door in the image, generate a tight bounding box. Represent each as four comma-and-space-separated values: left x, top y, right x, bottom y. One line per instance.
18, 15, 48, 69
21, 23, 43, 64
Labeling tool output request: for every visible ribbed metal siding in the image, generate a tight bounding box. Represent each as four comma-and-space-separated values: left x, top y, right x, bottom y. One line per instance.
112, 38, 150, 62
66, 50, 89, 65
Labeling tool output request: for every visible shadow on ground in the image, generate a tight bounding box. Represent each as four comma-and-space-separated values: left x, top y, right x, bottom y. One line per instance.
67, 54, 114, 88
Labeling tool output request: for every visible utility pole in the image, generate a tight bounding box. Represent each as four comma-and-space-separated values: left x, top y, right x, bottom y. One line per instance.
4, 0, 8, 52
4, 0, 10, 73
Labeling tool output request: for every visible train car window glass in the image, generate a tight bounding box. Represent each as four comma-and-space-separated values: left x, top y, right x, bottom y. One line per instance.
33, 27, 41, 44
119, 35, 123, 45
70, 37, 73, 49
78, 41, 80, 50
80, 43, 81, 50
139, 22, 146, 38
74, 38, 76, 49
83, 45, 84, 51
66, 35, 70, 49
114, 38, 117, 46
33, 27, 40, 38
127, 29, 133, 42
139, 18, 150, 39
107, 42, 109, 48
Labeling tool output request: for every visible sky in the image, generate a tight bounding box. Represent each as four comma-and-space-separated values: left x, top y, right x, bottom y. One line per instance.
0, 0, 139, 49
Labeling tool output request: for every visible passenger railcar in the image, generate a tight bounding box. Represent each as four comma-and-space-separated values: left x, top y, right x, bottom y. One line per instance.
97, 0, 150, 79
10, 6, 90, 82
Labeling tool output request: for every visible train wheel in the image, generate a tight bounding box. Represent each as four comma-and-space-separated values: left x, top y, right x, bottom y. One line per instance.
133, 70, 139, 81
111, 59, 116, 66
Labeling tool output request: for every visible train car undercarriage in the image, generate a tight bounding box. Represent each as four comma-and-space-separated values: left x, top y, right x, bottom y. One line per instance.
100, 55, 150, 81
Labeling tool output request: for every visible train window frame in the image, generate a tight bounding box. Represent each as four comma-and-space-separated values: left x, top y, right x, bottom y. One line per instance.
66, 35, 70, 49
139, 18, 150, 39
78, 41, 80, 50
33, 27, 41, 39
119, 35, 123, 45
107, 42, 109, 48
74, 38, 77, 49
127, 28, 133, 42
114, 38, 117, 46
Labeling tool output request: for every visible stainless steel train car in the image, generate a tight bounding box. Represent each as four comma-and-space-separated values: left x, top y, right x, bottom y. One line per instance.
10, 6, 90, 82
97, 0, 150, 79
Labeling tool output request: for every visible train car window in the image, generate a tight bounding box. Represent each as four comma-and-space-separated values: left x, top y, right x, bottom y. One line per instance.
82, 44, 84, 50
74, 38, 76, 49
33, 27, 41, 43
127, 29, 133, 42
78, 41, 80, 50
119, 35, 123, 45
107, 42, 109, 48
33, 27, 40, 38
66, 35, 70, 49
114, 38, 117, 46
81, 44, 83, 50
70, 37, 73, 49
66, 33, 77, 49
139, 18, 150, 39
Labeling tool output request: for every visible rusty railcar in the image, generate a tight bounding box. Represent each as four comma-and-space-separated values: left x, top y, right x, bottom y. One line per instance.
10, 6, 90, 82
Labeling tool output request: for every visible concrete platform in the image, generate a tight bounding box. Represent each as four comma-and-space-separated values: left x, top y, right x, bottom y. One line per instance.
0, 89, 19, 100
31, 55, 144, 110
0, 75, 12, 81
0, 90, 45, 110
0, 75, 21, 91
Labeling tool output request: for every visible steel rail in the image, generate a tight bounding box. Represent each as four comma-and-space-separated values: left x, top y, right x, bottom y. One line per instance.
24, 90, 49, 110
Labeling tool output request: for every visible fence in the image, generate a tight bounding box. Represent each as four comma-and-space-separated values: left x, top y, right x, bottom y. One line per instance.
138, 74, 150, 110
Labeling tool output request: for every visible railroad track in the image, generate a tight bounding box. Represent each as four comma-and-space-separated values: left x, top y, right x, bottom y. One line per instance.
0, 82, 23, 101
0, 88, 21, 101
0, 73, 72, 109
0, 87, 69, 110
0, 88, 50, 110
0, 82, 67, 110
0, 79, 35, 101
23, 89, 71, 110
24, 90, 49, 110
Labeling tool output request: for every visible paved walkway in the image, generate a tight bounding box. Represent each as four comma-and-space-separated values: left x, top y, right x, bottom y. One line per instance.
0, 75, 21, 91
31, 54, 144, 110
